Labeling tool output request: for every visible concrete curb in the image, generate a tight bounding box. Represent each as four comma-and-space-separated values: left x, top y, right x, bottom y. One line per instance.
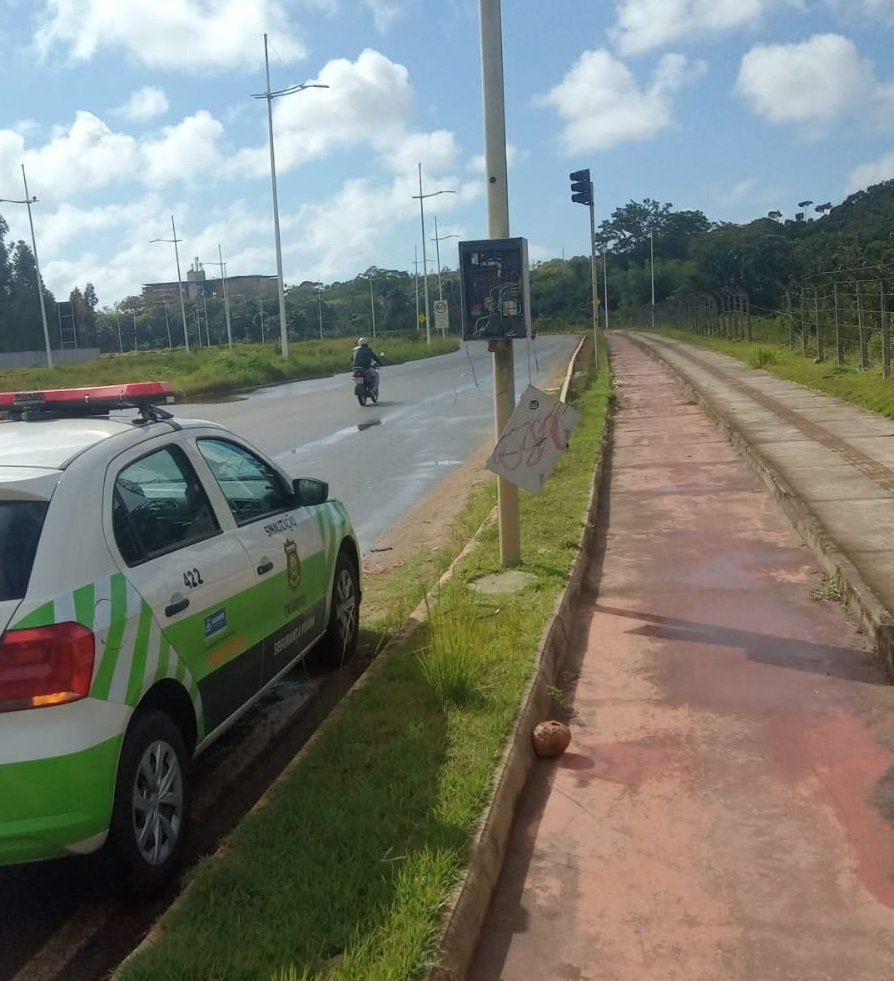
629, 332, 894, 680
427, 332, 611, 980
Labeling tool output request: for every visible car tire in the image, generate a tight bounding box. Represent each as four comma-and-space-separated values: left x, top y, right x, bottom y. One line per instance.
107, 709, 191, 896
319, 550, 360, 668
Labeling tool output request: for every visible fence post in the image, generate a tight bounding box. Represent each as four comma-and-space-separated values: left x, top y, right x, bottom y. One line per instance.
800, 288, 808, 358
882, 282, 891, 379
857, 282, 868, 371
833, 282, 843, 365
787, 292, 794, 349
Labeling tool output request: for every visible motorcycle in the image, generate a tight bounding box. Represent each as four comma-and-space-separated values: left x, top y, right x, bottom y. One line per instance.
353, 366, 379, 406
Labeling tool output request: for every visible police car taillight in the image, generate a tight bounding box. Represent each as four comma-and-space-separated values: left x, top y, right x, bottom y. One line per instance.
0, 381, 175, 417
0, 623, 95, 712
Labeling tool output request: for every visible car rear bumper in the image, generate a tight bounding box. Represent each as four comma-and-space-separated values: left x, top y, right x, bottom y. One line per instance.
0, 735, 121, 864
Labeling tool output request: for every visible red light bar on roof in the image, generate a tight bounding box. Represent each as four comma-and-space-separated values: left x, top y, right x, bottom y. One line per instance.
0, 381, 175, 411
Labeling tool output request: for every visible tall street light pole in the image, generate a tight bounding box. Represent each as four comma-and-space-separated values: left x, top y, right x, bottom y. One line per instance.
431, 215, 459, 302
204, 245, 233, 347
315, 285, 324, 339
253, 33, 328, 360
1, 167, 54, 367
150, 215, 190, 352
412, 164, 455, 345
361, 272, 377, 339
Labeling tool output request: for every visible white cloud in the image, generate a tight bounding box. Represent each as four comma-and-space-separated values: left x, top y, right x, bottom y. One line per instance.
536, 50, 705, 154
736, 34, 893, 131
34, 0, 306, 70
847, 152, 894, 192
363, 0, 406, 31
610, 0, 801, 56
141, 112, 226, 186
229, 49, 414, 177
115, 86, 169, 122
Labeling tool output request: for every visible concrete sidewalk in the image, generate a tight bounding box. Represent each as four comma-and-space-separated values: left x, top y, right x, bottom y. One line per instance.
469, 333, 894, 980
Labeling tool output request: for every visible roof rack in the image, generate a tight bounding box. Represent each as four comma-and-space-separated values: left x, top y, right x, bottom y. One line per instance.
0, 382, 177, 423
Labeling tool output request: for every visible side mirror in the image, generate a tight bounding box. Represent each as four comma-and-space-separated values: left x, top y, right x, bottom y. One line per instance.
293, 477, 329, 507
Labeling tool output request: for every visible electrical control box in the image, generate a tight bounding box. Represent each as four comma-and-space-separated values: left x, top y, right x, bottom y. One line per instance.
458, 237, 532, 341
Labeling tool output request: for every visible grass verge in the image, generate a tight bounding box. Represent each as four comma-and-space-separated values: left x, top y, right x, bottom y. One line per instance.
115, 340, 611, 981
0, 335, 458, 401
653, 328, 894, 420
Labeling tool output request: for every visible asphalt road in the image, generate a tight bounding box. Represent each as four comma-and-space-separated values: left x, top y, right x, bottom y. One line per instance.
175, 335, 579, 551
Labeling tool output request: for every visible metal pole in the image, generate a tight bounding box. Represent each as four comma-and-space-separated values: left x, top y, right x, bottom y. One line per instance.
480, 0, 519, 567
602, 250, 609, 329
202, 287, 211, 346
413, 245, 420, 331
20, 167, 53, 368
219, 244, 232, 348
171, 215, 189, 352
162, 297, 172, 347
649, 225, 656, 330
116, 314, 123, 354
369, 275, 376, 338
418, 163, 431, 346
434, 215, 443, 300
133, 311, 138, 351
588, 188, 599, 370
317, 289, 323, 339
263, 34, 289, 359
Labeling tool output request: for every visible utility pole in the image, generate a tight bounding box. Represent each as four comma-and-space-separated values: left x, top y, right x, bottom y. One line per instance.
480, 0, 520, 567
650, 225, 656, 330
204, 245, 233, 347
413, 245, 420, 331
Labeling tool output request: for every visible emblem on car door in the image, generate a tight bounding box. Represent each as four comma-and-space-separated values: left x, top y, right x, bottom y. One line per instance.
284, 538, 301, 590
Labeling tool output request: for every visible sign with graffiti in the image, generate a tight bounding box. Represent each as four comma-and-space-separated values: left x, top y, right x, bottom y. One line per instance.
486, 385, 581, 494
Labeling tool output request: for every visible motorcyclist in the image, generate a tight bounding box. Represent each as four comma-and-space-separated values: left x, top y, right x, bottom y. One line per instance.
351, 337, 381, 372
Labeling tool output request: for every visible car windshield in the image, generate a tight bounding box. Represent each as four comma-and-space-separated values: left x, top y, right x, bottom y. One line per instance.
0, 500, 48, 601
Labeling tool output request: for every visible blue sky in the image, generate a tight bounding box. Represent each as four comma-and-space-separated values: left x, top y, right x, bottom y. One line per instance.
1, 0, 893, 309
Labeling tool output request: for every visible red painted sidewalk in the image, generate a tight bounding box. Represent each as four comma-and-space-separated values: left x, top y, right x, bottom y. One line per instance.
469, 334, 894, 980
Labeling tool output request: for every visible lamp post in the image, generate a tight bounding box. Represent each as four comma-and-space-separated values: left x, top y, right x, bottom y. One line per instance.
1, 166, 53, 367
253, 33, 328, 359
431, 215, 459, 302
411, 163, 455, 344
150, 215, 190, 352
359, 272, 376, 339
315, 284, 324, 339
649, 225, 655, 331
204, 244, 233, 347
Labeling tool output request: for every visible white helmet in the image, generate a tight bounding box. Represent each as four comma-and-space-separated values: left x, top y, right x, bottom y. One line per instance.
357, 337, 369, 346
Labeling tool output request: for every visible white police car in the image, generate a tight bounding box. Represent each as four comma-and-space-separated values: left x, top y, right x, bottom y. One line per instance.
0, 382, 360, 892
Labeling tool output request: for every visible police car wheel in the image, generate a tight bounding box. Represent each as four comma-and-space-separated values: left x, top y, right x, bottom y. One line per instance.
319, 551, 360, 668
108, 709, 191, 895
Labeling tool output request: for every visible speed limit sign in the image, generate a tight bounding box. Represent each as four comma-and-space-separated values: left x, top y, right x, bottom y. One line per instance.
433, 299, 449, 333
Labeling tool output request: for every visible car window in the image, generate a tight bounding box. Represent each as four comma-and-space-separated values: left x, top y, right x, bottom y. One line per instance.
112, 445, 220, 566
0, 501, 48, 600
197, 439, 293, 525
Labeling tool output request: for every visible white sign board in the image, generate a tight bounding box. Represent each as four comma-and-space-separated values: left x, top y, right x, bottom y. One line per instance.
486, 385, 582, 494
433, 299, 449, 334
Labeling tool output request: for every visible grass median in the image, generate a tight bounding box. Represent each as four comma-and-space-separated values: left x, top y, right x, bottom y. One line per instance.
0, 335, 458, 401
115, 338, 611, 981
653, 328, 894, 419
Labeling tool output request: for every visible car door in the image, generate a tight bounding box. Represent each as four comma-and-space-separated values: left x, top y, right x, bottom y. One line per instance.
104, 440, 260, 738
192, 437, 327, 687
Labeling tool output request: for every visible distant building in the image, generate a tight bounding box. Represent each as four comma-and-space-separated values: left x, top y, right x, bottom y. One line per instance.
142, 258, 278, 304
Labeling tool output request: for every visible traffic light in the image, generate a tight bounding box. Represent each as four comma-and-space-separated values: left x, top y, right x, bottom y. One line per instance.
570, 168, 592, 206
